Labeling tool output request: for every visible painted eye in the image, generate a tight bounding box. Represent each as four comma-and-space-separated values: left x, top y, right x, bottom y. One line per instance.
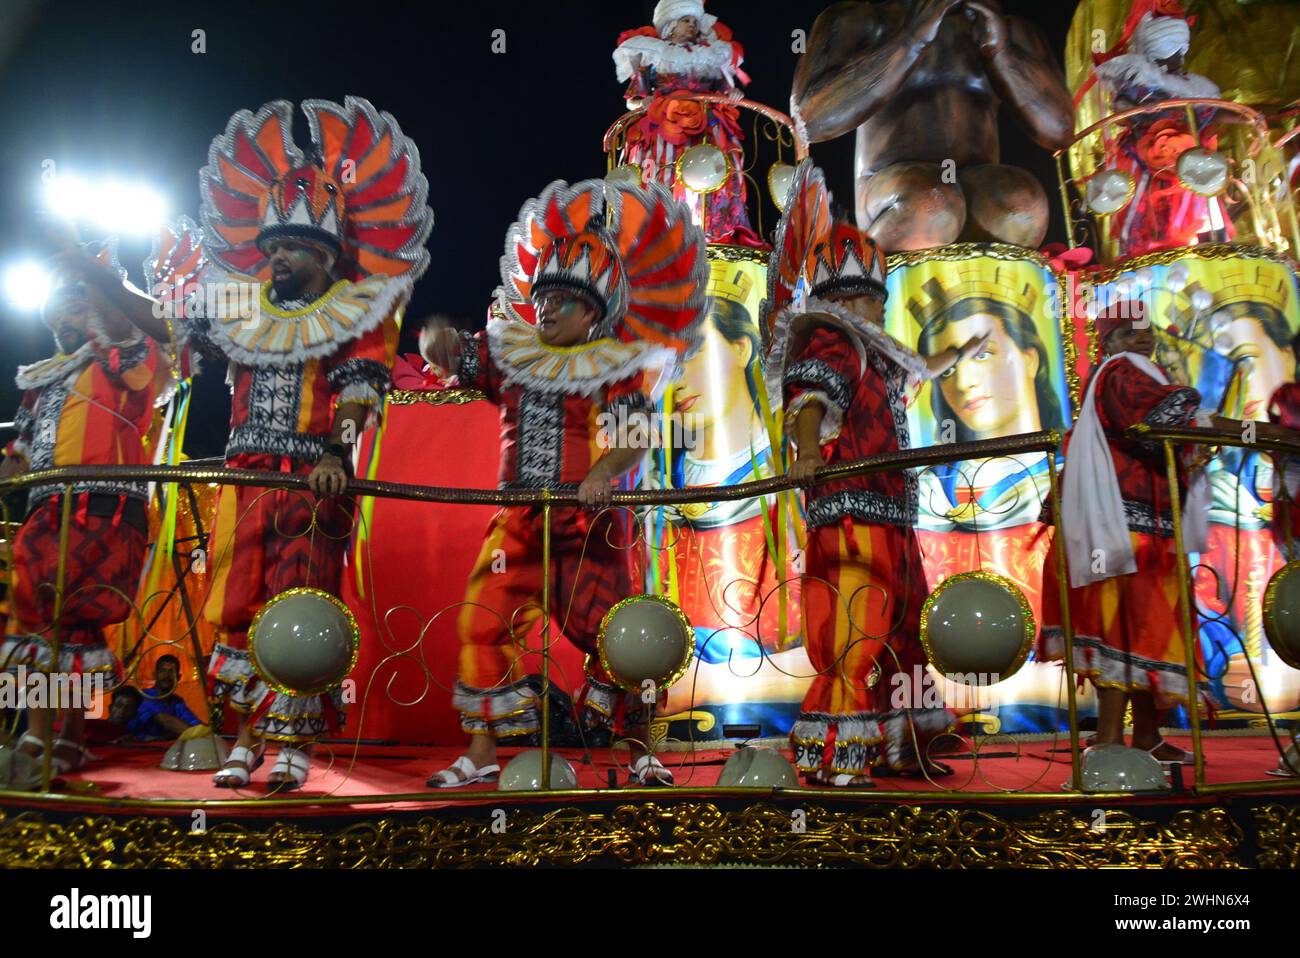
295, 177, 309, 189
324, 183, 337, 195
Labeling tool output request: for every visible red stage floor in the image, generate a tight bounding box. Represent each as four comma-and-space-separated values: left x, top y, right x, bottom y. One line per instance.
17, 734, 1296, 815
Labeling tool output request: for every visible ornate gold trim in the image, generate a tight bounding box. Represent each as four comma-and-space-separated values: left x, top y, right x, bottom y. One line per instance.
1088, 242, 1297, 283
1253, 803, 1300, 868
0, 803, 1247, 868
386, 389, 486, 407
885, 243, 1055, 271
706, 244, 769, 265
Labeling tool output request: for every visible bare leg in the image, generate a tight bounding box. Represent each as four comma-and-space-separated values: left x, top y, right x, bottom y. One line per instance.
956, 164, 1050, 248
1094, 687, 1128, 747
466, 731, 497, 770
17, 707, 52, 756
857, 161, 966, 252
1130, 691, 1186, 762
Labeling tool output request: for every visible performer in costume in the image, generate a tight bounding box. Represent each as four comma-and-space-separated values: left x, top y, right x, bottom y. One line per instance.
422, 179, 708, 788
1089, 3, 1231, 258
765, 162, 987, 786
1037, 302, 1260, 762
612, 0, 758, 246
1, 240, 176, 777
134, 98, 431, 790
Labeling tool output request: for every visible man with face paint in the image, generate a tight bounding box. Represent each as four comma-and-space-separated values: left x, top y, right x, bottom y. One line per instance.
1037, 302, 1267, 762
0, 241, 176, 778
131, 99, 432, 791
421, 179, 707, 788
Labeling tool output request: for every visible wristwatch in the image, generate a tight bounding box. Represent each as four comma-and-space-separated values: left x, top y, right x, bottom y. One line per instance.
324, 442, 349, 461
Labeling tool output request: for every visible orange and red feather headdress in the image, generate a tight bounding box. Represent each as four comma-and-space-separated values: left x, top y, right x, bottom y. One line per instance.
199, 97, 432, 283
497, 179, 708, 357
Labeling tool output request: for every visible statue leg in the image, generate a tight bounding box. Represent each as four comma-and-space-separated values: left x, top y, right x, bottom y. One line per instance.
956, 164, 1050, 248
857, 161, 966, 252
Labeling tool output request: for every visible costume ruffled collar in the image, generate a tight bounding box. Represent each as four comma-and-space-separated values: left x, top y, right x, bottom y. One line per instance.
202, 270, 412, 368
1097, 55, 1220, 100
764, 296, 932, 405
613, 32, 737, 85
486, 314, 677, 398
14, 342, 98, 390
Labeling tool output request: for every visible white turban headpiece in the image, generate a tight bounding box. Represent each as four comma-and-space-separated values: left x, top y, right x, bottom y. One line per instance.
1136, 13, 1190, 63
654, 0, 717, 38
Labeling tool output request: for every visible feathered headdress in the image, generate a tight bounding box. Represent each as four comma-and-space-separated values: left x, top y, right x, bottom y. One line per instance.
497, 179, 708, 357
199, 97, 432, 282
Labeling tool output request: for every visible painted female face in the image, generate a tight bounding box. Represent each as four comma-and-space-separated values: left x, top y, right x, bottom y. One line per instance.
931, 312, 1040, 438
676, 314, 751, 427
1222, 315, 1293, 421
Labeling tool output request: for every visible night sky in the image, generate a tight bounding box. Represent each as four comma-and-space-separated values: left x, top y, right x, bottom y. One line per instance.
0, 0, 1077, 457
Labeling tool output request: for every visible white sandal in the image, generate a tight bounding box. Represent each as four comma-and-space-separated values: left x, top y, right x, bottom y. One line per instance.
267, 746, 311, 792
426, 755, 500, 789
629, 754, 675, 786
212, 744, 265, 788
808, 769, 875, 789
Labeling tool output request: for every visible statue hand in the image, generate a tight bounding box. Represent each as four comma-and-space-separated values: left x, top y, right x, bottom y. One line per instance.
963, 1, 1008, 58
910, 0, 965, 39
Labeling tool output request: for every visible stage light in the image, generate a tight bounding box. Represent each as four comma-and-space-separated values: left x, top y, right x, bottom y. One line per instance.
94, 180, 167, 236
42, 174, 167, 237
3, 261, 52, 312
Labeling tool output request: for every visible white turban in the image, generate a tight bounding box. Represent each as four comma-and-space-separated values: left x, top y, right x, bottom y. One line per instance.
654, 0, 717, 38
1135, 13, 1190, 63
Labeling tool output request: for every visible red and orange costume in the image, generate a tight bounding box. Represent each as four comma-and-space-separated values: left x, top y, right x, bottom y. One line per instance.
1038, 316, 1211, 708
448, 179, 707, 738
2, 247, 173, 687
765, 162, 950, 776
165, 98, 431, 743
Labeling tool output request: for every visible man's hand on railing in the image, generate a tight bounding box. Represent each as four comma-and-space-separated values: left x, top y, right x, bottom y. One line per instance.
308, 453, 349, 498
0, 454, 26, 481
789, 449, 825, 487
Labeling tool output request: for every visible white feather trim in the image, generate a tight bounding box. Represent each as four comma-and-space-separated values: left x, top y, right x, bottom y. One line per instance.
1097, 54, 1220, 100
613, 33, 737, 86
486, 314, 679, 399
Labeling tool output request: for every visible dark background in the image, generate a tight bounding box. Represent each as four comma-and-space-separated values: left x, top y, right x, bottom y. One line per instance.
0, 0, 1078, 456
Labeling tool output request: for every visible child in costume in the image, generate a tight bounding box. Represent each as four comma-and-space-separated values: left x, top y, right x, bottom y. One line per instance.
765, 162, 987, 786
422, 179, 707, 788
612, 0, 757, 245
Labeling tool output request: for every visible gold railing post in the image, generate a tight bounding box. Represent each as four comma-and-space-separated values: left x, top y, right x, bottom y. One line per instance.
1163, 440, 1206, 789
42, 485, 75, 793
1046, 448, 1084, 791
540, 488, 552, 790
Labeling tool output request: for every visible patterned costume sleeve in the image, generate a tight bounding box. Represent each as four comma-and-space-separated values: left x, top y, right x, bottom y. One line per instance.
604, 371, 654, 447
326, 314, 400, 415
93, 336, 165, 393
1098, 358, 1200, 438
782, 325, 860, 446
5, 390, 37, 460
455, 331, 504, 405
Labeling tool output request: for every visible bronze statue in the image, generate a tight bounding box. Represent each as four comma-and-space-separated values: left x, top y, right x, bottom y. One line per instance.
792, 0, 1074, 251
